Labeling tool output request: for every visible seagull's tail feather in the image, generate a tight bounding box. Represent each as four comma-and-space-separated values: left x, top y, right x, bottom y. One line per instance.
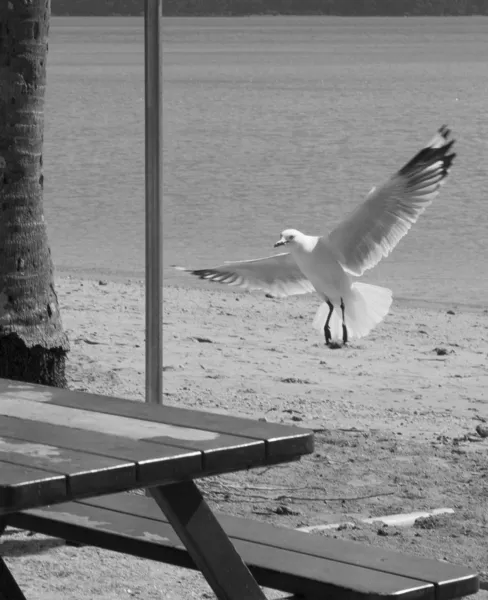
312, 283, 392, 341
345, 283, 393, 339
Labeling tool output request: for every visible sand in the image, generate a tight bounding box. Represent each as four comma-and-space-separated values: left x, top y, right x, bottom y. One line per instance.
2, 276, 487, 599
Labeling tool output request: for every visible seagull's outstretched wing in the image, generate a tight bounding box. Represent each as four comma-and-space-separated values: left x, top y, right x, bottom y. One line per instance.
175, 253, 314, 298
326, 125, 456, 276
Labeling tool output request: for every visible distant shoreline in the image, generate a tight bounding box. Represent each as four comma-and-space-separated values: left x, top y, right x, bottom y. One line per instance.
54, 271, 487, 313
51, 13, 488, 17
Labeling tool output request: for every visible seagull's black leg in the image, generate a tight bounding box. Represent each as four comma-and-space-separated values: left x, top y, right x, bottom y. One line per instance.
340, 298, 348, 345
324, 300, 334, 346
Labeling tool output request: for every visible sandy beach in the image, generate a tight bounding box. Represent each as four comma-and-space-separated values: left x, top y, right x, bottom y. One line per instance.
3, 276, 487, 598
162, 283, 488, 437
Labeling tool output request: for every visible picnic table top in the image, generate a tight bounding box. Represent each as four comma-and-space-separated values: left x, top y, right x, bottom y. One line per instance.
0, 378, 314, 515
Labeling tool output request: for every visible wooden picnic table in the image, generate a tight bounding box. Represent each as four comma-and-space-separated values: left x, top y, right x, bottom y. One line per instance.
0, 377, 314, 600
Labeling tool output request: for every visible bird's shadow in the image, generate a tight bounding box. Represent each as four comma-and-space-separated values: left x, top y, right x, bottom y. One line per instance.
328, 341, 344, 350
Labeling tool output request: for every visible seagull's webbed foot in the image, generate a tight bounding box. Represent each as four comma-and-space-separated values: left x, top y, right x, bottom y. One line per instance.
340, 298, 348, 345
324, 300, 334, 346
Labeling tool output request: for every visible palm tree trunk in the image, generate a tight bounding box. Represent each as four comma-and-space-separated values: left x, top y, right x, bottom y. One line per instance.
0, 0, 69, 386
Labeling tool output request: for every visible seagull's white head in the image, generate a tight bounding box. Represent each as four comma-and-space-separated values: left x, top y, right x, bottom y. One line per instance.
274, 229, 304, 248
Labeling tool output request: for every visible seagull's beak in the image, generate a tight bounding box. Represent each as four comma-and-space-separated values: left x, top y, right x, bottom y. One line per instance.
274, 237, 286, 248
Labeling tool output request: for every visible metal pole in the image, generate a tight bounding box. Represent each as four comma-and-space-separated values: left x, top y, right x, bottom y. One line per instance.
144, 0, 162, 405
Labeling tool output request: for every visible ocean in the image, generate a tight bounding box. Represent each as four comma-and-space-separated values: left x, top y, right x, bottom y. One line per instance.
44, 16, 488, 306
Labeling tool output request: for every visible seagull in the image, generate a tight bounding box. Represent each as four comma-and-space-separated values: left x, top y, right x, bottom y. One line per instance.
175, 126, 456, 345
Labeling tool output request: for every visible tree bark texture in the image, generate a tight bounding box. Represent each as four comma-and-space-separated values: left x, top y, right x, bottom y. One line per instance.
0, 0, 69, 387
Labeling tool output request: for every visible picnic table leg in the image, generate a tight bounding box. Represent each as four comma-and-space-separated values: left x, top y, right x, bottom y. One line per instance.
149, 481, 267, 600
0, 557, 28, 600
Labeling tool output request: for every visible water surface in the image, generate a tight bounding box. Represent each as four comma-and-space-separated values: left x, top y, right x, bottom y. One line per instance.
44, 17, 488, 306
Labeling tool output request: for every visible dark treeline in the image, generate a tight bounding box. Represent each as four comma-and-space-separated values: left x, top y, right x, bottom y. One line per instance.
51, 0, 488, 16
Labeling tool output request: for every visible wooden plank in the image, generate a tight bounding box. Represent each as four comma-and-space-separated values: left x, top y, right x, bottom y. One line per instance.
7, 503, 189, 565
150, 482, 267, 600
9, 501, 435, 600
434, 577, 482, 600
0, 398, 268, 473
0, 462, 66, 513
0, 397, 222, 443
0, 379, 314, 460
0, 413, 264, 483
0, 434, 136, 497
78, 493, 480, 600
0, 417, 202, 487
217, 515, 479, 600
233, 538, 433, 600
144, 407, 313, 463
145, 434, 265, 474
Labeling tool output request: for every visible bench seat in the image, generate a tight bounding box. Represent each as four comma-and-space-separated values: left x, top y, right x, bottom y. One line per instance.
5, 493, 479, 600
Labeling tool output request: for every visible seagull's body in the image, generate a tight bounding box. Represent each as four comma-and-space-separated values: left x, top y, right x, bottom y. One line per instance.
290, 235, 350, 302
268, 231, 393, 343
176, 126, 456, 345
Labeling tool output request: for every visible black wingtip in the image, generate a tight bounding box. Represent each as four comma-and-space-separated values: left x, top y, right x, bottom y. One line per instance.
399, 126, 456, 180
188, 269, 240, 285
172, 266, 217, 280
443, 151, 456, 173
191, 269, 212, 279
438, 124, 451, 139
